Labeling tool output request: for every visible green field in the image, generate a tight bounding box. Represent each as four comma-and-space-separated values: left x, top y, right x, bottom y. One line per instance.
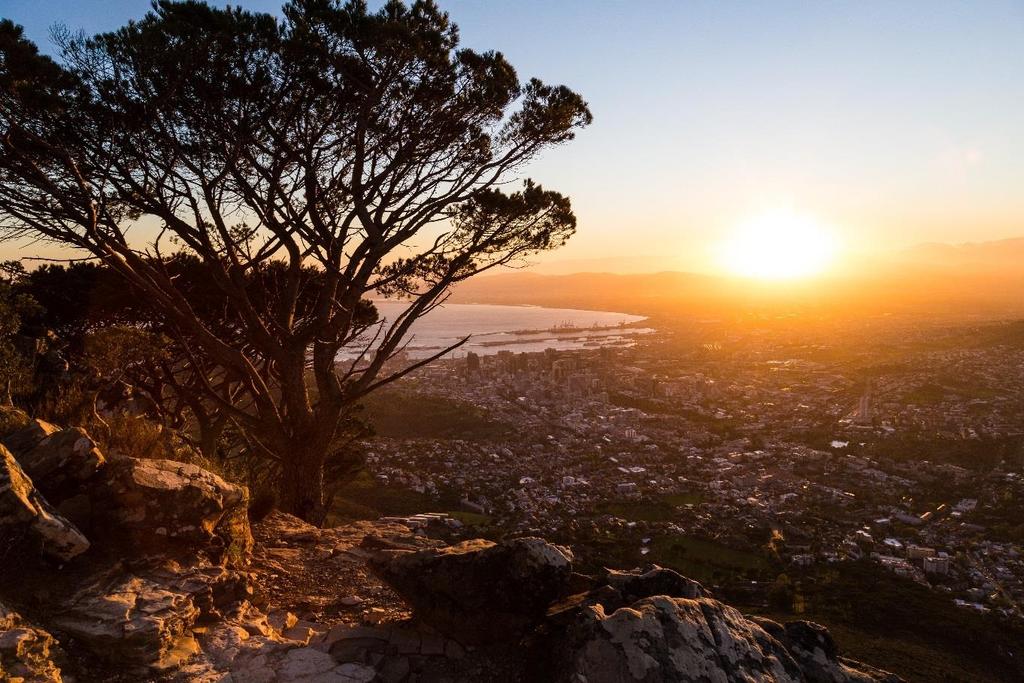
597, 491, 705, 522
326, 471, 492, 529
359, 389, 512, 440
570, 528, 769, 585
646, 535, 769, 582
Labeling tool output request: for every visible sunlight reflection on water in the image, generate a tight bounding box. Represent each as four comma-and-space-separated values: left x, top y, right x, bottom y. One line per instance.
341, 302, 652, 359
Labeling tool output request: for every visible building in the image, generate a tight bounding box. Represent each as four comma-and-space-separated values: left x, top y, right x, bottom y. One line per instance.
923, 555, 951, 575
908, 545, 937, 560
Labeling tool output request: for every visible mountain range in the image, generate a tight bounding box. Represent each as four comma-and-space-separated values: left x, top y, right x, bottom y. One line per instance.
451, 238, 1024, 319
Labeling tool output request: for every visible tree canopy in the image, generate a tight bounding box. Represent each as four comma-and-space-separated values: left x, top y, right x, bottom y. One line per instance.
0, 0, 591, 521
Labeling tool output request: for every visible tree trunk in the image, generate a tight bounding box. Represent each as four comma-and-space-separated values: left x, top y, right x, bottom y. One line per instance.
279, 450, 327, 526
198, 415, 226, 462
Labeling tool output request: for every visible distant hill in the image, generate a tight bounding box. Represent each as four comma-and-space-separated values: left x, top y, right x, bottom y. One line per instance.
899, 237, 1024, 271
451, 237, 1024, 319
451, 271, 718, 312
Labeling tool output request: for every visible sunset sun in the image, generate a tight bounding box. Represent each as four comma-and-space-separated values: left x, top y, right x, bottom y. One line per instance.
719, 210, 839, 280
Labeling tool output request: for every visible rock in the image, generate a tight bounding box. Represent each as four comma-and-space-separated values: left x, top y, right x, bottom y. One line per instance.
0, 405, 31, 439
555, 595, 900, 683
0, 601, 62, 683
276, 647, 376, 682
419, 630, 446, 656
0, 444, 90, 562
334, 661, 378, 682
377, 655, 411, 683
753, 618, 904, 683
52, 570, 200, 672
1, 418, 60, 457
97, 457, 253, 566
361, 607, 387, 626
604, 565, 706, 602
386, 627, 421, 655
278, 646, 337, 679
18, 426, 106, 501
546, 566, 705, 630
181, 603, 294, 680
546, 584, 624, 626
267, 609, 299, 633
51, 561, 251, 673
369, 536, 573, 645
282, 624, 316, 644
54, 492, 93, 531
320, 624, 389, 660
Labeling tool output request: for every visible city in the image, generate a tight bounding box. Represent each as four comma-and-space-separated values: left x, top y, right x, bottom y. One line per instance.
350, 316, 1024, 626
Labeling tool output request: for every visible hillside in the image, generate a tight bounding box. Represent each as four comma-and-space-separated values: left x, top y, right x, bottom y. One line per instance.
0, 408, 903, 682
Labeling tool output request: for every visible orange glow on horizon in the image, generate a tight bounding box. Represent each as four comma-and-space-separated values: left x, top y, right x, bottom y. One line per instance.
717, 210, 840, 280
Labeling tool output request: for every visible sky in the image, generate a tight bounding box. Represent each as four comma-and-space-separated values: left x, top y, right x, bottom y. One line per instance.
3, 0, 1023, 274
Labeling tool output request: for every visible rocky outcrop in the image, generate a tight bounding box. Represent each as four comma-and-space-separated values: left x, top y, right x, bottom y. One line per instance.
557, 595, 805, 683
0, 405, 32, 437
1, 408, 253, 571
0, 411, 261, 680
0, 416, 60, 457
0, 410, 903, 683
0, 408, 100, 533
0, 444, 89, 562
51, 560, 252, 674
369, 537, 574, 644
97, 457, 253, 566
18, 427, 106, 501
0, 601, 62, 683
603, 565, 706, 602
371, 537, 902, 683
753, 618, 903, 683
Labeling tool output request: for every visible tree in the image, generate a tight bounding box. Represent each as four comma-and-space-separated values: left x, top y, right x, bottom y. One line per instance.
21, 258, 367, 479
0, 1, 591, 522
0, 261, 39, 405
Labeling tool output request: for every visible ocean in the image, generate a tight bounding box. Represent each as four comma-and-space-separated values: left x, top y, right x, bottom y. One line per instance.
352, 301, 652, 359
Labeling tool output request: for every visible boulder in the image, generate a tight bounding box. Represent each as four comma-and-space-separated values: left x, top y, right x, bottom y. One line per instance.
554, 595, 900, 683
97, 457, 253, 566
1, 418, 60, 459
369, 536, 573, 644
753, 618, 904, 683
18, 427, 106, 501
0, 444, 89, 563
603, 565, 706, 602
0, 405, 31, 439
548, 567, 705, 628
0, 601, 63, 683
51, 561, 252, 674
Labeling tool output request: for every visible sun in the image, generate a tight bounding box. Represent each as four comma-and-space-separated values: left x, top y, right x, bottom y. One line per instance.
718, 210, 839, 280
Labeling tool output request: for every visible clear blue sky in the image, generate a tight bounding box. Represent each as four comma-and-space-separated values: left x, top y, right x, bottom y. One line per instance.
3, 0, 1023, 273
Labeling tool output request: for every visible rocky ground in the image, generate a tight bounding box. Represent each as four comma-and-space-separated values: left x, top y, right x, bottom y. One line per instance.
0, 407, 904, 682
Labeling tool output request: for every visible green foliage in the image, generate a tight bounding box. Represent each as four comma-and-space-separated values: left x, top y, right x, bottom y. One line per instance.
0, 2, 590, 521
649, 536, 770, 582
597, 492, 705, 522
325, 469, 492, 529
329, 470, 451, 520
767, 573, 795, 612
0, 262, 40, 403
447, 510, 492, 527
359, 389, 512, 440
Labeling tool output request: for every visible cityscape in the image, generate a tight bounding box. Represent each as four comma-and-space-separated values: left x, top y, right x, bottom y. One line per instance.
356, 316, 1024, 623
